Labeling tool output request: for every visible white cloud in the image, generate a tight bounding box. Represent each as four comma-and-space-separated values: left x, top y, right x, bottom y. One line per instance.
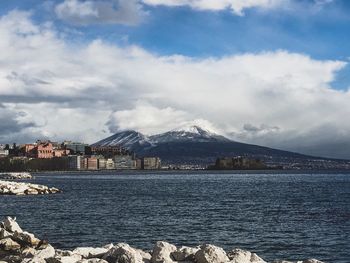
55, 0, 147, 25
1, 10, 350, 158
142, 0, 284, 15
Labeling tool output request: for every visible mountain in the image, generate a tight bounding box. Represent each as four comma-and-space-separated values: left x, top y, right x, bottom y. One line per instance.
92, 126, 349, 168
149, 125, 231, 143
92, 130, 153, 152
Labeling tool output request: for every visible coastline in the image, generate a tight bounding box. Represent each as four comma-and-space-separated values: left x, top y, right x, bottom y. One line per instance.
0, 217, 324, 263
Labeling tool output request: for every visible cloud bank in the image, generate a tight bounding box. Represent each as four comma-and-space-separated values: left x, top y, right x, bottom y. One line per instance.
142, 0, 283, 15
1, 10, 350, 158
55, 0, 147, 25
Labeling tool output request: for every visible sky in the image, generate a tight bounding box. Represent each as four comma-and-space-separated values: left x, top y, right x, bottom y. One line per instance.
0, 0, 350, 159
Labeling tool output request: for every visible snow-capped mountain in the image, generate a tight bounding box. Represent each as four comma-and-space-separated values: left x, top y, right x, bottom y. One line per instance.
92, 125, 313, 165
149, 125, 231, 143
92, 130, 153, 151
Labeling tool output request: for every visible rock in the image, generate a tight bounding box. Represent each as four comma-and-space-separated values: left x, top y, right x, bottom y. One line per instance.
151, 241, 177, 263
46, 254, 83, 263
303, 260, 324, 263
12, 231, 41, 247
55, 249, 75, 257
0, 181, 61, 196
0, 238, 21, 251
0, 228, 12, 239
135, 248, 151, 262
103, 243, 143, 263
227, 248, 266, 263
195, 244, 229, 263
21, 247, 38, 258
0, 172, 32, 180
3, 217, 23, 233
78, 259, 109, 263
34, 244, 55, 259
171, 246, 199, 261
22, 257, 46, 263
73, 247, 108, 259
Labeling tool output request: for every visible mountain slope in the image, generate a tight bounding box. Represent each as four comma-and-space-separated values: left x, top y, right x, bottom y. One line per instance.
92, 126, 334, 166
92, 130, 153, 152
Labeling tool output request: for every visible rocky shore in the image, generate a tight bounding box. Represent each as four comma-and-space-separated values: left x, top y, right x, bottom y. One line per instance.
0, 181, 60, 195
0, 217, 324, 263
0, 173, 32, 180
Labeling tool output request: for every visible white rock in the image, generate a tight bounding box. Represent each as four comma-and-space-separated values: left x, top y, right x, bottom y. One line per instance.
151, 241, 177, 263
73, 247, 108, 259
303, 260, 324, 263
3, 217, 23, 233
195, 244, 229, 263
227, 248, 266, 263
0, 237, 21, 251
47, 254, 83, 263
171, 246, 199, 261
78, 259, 109, 263
22, 257, 47, 263
103, 243, 143, 263
0, 228, 12, 239
35, 244, 55, 259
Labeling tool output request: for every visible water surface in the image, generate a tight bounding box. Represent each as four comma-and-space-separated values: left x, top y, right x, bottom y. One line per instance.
1, 171, 349, 262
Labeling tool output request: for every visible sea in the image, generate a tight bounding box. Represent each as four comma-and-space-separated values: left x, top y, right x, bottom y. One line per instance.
1, 171, 349, 262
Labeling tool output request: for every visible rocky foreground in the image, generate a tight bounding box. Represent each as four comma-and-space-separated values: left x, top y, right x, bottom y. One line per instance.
0, 181, 60, 195
0, 217, 324, 263
0, 173, 32, 180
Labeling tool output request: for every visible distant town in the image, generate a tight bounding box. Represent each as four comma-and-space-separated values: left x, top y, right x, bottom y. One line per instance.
0, 140, 162, 172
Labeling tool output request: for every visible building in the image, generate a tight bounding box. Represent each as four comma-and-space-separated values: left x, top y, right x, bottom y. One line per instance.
63, 141, 90, 155
210, 156, 268, 170
106, 158, 115, 169
114, 155, 136, 170
0, 145, 9, 157
142, 157, 161, 170
36, 141, 54, 158
91, 145, 129, 158
68, 155, 82, 170
86, 157, 98, 170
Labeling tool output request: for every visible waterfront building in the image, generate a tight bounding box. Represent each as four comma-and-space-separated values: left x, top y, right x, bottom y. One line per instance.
68, 155, 82, 170
113, 155, 136, 170
87, 157, 98, 170
63, 141, 90, 155
98, 158, 107, 170
143, 157, 161, 170
106, 158, 115, 169
0, 145, 9, 157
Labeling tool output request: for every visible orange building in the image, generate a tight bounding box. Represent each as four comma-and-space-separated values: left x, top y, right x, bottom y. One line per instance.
37, 141, 53, 158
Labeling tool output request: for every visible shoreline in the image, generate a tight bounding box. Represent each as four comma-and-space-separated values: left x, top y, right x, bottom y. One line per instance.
0, 217, 324, 263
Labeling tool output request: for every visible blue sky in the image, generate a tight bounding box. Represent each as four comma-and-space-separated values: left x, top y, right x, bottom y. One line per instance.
1, 0, 349, 89
1, 0, 350, 158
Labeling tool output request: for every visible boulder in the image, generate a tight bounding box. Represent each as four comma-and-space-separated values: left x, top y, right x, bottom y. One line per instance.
55, 249, 75, 257
195, 244, 229, 263
46, 254, 83, 263
13, 231, 41, 247
0, 228, 12, 239
151, 241, 177, 263
34, 244, 55, 259
0, 238, 21, 251
73, 247, 108, 259
103, 243, 143, 263
171, 246, 199, 261
21, 247, 38, 258
303, 260, 324, 263
22, 257, 47, 263
227, 248, 266, 263
78, 259, 109, 263
3, 217, 23, 233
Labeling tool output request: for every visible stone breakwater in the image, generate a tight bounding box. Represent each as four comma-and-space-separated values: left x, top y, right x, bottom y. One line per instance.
0, 181, 60, 195
0, 173, 32, 180
0, 217, 324, 263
